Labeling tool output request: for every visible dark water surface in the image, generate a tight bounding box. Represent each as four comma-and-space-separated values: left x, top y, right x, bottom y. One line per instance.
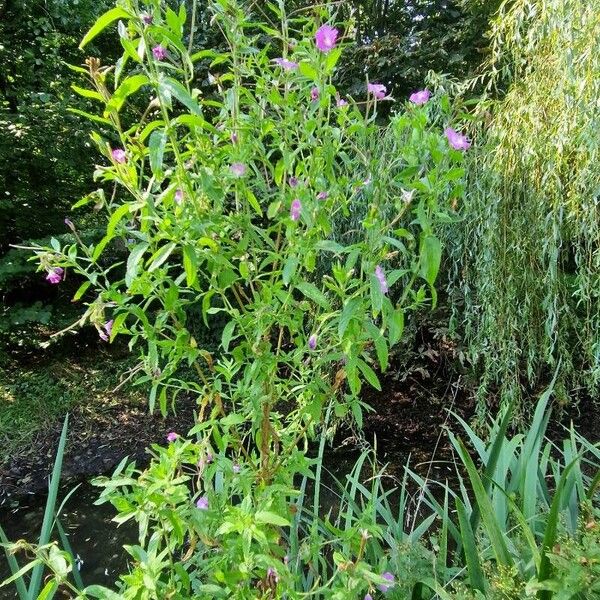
0, 445, 437, 599
0, 483, 137, 599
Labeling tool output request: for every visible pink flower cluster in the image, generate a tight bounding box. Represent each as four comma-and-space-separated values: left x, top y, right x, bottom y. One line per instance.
290, 199, 302, 221
368, 83, 387, 100
46, 267, 64, 285
99, 319, 114, 342
375, 265, 388, 294
152, 45, 167, 61
409, 89, 431, 105
315, 25, 338, 52
445, 127, 471, 150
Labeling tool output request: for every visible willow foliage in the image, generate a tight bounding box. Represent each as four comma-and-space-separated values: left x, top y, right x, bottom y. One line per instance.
449, 0, 600, 411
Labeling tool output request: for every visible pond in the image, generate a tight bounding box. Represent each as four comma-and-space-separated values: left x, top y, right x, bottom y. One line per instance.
0, 483, 137, 598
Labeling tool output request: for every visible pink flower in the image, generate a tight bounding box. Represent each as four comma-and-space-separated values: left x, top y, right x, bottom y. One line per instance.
290, 199, 302, 221
274, 57, 299, 71
174, 189, 184, 204
315, 24, 339, 52
375, 265, 388, 294
336, 94, 348, 108
99, 319, 114, 342
310, 87, 320, 102
230, 132, 238, 144
409, 89, 431, 105
196, 496, 209, 510
230, 162, 247, 177
46, 267, 64, 285
444, 127, 471, 151
378, 571, 395, 593
288, 176, 299, 188
367, 83, 387, 100
141, 13, 153, 26
166, 432, 178, 443
267, 567, 279, 583
152, 45, 167, 60
111, 148, 126, 164
317, 191, 328, 201
365, 595, 373, 600
232, 463, 241, 473
308, 334, 317, 350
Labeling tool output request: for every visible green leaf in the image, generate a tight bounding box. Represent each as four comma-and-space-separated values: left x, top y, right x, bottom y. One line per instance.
149, 384, 158, 414
369, 274, 384, 315
147, 243, 176, 272
456, 438, 513, 567
296, 282, 330, 310
388, 307, 404, 346
107, 203, 131, 238
110, 312, 128, 341
325, 47, 343, 74
419, 234, 442, 285
373, 336, 388, 371
338, 298, 360, 338
357, 359, 381, 390
282, 256, 298, 285
160, 78, 201, 115
125, 243, 149, 287
469, 401, 514, 534
0, 525, 28, 598
83, 585, 123, 599
445, 167, 465, 181
315, 240, 345, 253
80, 7, 131, 48
538, 457, 582, 600
255, 511, 290, 527
36, 580, 58, 600
28, 416, 69, 598
183, 245, 198, 286
456, 497, 486, 592
148, 129, 168, 177
120, 37, 142, 64
67, 107, 111, 126
106, 74, 149, 114
73, 280, 91, 301
419, 579, 458, 600
71, 85, 104, 102
1, 558, 41, 589
298, 62, 318, 80
190, 49, 219, 62
221, 321, 236, 352
166, 7, 183, 35
246, 189, 262, 216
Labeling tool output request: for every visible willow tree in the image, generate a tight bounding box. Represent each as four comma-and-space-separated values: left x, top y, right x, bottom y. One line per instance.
450, 0, 600, 412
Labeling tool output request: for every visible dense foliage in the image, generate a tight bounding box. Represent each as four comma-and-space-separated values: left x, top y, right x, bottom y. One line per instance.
448, 0, 600, 411
0, 0, 115, 249
17, 0, 469, 596
4, 386, 600, 598
1, 1, 599, 599
0, 0, 491, 358
335, 0, 502, 100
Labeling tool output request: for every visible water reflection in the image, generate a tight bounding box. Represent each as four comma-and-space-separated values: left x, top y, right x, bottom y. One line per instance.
0, 483, 137, 597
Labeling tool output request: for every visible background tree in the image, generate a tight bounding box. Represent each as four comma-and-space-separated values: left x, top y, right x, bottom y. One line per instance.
447, 0, 600, 413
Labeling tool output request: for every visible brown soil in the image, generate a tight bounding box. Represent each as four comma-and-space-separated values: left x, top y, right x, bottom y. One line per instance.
0, 395, 197, 506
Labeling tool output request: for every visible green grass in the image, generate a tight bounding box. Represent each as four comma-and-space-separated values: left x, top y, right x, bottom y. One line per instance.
0, 350, 142, 461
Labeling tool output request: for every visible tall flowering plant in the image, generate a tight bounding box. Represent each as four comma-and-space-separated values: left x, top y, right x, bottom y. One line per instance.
30, 0, 468, 596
